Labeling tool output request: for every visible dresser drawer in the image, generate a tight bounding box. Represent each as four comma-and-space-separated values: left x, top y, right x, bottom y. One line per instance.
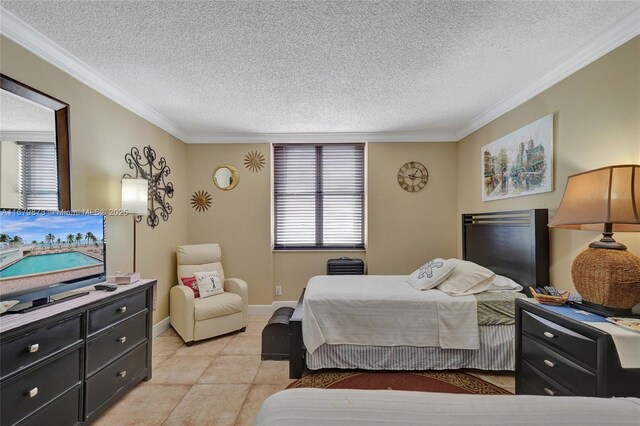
84, 343, 147, 417
1, 314, 82, 380
88, 290, 147, 335
519, 361, 573, 397
522, 335, 596, 396
18, 385, 82, 426
521, 310, 596, 368
1, 347, 82, 426
86, 311, 148, 376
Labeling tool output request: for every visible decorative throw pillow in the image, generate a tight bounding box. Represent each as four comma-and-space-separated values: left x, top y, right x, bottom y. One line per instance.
180, 276, 200, 298
407, 258, 457, 290
437, 259, 496, 296
193, 270, 224, 298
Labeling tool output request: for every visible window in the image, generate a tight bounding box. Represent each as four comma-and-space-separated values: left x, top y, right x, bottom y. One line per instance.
19, 142, 59, 210
273, 143, 365, 250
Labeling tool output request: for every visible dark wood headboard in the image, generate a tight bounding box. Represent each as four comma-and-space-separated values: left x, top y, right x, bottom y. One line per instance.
462, 209, 549, 288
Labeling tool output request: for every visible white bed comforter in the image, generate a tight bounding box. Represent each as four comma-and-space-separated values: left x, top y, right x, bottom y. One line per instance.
302, 275, 479, 354
255, 389, 640, 426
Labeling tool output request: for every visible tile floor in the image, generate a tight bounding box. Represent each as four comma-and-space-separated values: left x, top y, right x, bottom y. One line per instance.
94, 315, 515, 425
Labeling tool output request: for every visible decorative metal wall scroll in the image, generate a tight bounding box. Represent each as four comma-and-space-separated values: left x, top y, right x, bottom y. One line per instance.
124, 145, 174, 228
190, 190, 212, 212
243, 150, 265, 172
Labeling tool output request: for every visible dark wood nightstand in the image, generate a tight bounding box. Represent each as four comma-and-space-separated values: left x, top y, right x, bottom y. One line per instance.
515, 298, 640, 397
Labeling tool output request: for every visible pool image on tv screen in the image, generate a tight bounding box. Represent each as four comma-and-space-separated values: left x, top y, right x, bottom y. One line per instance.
0, 210, 105, 298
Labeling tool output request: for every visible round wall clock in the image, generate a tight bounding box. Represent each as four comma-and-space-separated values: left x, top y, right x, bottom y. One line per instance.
397, 161, 429, 192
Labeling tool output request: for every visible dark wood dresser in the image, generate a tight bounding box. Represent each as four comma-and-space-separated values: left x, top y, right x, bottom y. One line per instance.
515, 298, 640, 397
0, 279, 155, 425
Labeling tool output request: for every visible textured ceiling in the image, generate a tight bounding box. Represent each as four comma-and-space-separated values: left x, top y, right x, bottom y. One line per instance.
1, 1, 639, 141
0, 90, 54, 132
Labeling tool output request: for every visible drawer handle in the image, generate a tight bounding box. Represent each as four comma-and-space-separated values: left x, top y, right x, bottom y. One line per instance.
543, 359, 556, 368
117, 336, 127, 343
118, 306, 127, 313
27, 387, 38, 398
117, 370, 127, 378
26, 343, 40, 353
543, 331, 556, 339
543, 387, 556, 396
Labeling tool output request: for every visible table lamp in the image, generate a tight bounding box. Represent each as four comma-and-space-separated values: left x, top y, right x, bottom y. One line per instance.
548, 164, 640, 316
121, 177, 148, 272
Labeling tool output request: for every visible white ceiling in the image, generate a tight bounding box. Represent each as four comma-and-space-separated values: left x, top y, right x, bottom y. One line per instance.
0, 90, 54, 132
1, 1, 639, 143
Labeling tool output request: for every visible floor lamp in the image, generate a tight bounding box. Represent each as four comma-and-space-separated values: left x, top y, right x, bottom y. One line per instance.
121, 178, 148, 272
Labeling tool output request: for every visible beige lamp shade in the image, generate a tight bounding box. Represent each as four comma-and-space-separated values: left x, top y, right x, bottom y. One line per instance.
549, 164, 640, 313
548, 165, 640, 232
121, 178, 148, 215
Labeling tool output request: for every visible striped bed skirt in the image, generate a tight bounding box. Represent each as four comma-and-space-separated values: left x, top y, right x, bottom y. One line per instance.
306, 325, 515, 371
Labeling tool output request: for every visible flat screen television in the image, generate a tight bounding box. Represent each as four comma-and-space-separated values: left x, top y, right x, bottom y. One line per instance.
0, 209, 106, 313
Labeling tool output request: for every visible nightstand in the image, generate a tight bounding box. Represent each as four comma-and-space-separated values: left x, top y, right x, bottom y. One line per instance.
515, 298, 640, 397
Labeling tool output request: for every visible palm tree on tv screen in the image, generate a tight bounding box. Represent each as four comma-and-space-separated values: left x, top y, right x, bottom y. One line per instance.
75, 233, 82, 247
57, 238, 62, 248
67, 234, 75, 247
85, 232, 97, 246
9, 235, 22, 246
0, 234, 8, 243
45, 233, 55, 249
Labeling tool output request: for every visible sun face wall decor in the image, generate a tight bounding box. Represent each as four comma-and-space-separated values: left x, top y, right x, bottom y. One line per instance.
244, 150, 265, 172
190, 190, 212, 212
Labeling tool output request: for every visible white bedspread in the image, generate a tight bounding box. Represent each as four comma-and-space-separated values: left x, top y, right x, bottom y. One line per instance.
302, 275, 479, 354
255, 389, 640, 426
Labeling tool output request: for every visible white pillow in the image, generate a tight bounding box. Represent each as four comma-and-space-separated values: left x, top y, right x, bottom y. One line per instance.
437, 259, 495, 296
486, 275, 523, 292
407, 258, 457, 290
193, 270, 224, 298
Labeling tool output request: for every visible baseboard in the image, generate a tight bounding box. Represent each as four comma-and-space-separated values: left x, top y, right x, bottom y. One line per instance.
248, 301, 297, 316
152, 316, 171, 338
248, 305, 273, 316
272, 300, 297, 310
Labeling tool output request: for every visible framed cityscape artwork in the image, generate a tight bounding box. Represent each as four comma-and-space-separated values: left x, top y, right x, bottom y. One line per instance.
481, 114, 553, 201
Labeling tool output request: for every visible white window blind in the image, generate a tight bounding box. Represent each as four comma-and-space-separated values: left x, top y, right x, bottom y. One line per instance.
18, 142, 58, 210
273, 143, 365, 250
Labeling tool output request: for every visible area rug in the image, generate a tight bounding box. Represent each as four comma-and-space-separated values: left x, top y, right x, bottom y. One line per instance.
286, 370, 511, 395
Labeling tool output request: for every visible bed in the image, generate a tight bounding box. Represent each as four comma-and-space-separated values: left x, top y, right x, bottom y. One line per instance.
289, 209, 549, 378
255, 388, 640, 426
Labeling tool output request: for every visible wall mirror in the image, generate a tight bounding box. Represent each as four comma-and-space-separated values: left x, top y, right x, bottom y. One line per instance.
213, 164, 239, 191
0, 74, 71, 210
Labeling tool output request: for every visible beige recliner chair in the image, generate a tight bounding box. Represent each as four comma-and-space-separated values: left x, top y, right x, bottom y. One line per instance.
170, 243, 248, 345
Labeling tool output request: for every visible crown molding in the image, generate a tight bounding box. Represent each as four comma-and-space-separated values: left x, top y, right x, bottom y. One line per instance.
185, 130, 457, 143
455, 8, 640, 141
0, 130, 55, 142
0, 8, 189, 142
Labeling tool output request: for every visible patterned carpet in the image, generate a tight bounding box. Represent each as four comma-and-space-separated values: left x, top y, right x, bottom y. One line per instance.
287, 370, 511, 395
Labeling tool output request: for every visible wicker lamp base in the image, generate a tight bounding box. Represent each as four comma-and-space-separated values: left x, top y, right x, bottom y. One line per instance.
571, 248, 640, 310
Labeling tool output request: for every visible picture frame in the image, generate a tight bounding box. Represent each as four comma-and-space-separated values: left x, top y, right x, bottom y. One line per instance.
481, 114, 553, 201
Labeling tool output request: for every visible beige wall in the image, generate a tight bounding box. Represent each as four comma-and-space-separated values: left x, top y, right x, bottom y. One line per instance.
1, 37, 189, 324
367, 143, 458, 275
457, 36, 640, 292
187, 142, 458, 303
186, 144, 273, 304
